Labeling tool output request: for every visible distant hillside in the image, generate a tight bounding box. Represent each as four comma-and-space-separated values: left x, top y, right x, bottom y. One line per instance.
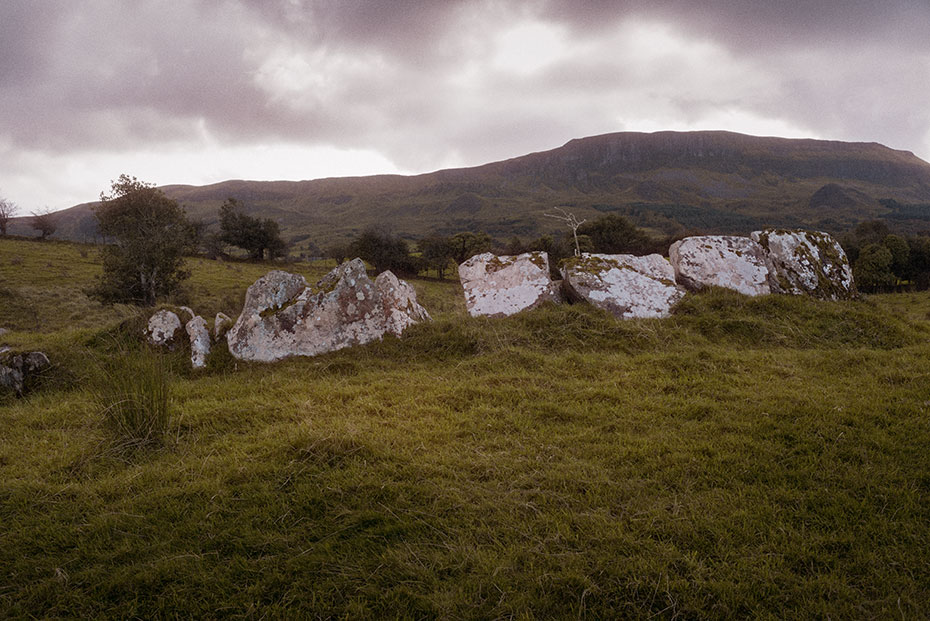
12, 131, 930, 249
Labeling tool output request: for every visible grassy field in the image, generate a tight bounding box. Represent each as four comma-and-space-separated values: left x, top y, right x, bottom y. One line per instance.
2, 237, 930, 618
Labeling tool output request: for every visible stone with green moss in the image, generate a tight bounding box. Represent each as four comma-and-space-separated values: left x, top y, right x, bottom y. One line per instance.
751, 229, 855, 300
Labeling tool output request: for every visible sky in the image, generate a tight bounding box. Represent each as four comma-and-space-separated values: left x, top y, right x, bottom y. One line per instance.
2, 0, 929, 212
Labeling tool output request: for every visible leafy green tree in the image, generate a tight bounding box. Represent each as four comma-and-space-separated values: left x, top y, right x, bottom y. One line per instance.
349, 229, 419, 275
853, 243, 895, 291
450, 231, 492, 264
92, 175, 193, 305
577, 214, 650, 254
419, 235, 455, 280
326, 242, 351, 265
906, 236, 930, 290
219, 198, 287, 260
882, 234, 910, 281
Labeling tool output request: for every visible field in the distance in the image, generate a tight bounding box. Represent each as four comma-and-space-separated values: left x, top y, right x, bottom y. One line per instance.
2, 237, 930, 618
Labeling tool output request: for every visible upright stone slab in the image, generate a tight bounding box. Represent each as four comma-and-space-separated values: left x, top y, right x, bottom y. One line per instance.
458, 252, 559, 317
186, 316, 211, 369
751, 229, 855, 300
227, 259, 430, 363
562, 253, 686, 319
669, 236, 771, 296
145, 310, 182, 348
213, 312, 233, 341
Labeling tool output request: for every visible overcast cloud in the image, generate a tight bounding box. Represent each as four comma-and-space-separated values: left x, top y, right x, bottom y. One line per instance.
2, 0, 929, 211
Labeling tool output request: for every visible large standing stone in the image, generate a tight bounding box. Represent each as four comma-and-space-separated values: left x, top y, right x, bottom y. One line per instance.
751, 229, 856, 300
562, 253, 686, 319
669, 236, 771, 296
458, 252, 560, 317
186, 316, 211, 369
145, 310, 182, 348
227, 259, 430, 363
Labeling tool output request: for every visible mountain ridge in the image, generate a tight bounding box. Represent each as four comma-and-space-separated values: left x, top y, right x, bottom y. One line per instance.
11, 130, 930, 246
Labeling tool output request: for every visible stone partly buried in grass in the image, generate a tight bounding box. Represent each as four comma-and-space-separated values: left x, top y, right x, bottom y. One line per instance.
751, 229, 855, 300
227, 258, 431, 363
458, 251, 560, 317
144, 309, 182, 348
0, 351, 50, 396
562, 253, 686, 319
185, 316, 211, 369
669, 235, 772, 296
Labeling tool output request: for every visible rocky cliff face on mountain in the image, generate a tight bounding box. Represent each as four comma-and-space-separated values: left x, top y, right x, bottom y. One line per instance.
15, 131, 930, 243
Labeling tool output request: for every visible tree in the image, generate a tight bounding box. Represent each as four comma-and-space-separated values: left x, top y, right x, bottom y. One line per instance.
419, 235, 455, 280
577, 214, 651, 254
326, 242, 351, 265
853, 243, 895, 291
349, 229, 419, 275
92, 175, 193, 306
882, 234, 910, 281
30, 209, 57, 240
544, 208, 586, 256
450, 231, 492, 264
218, 198, 287, 260
0, 195, 18, 236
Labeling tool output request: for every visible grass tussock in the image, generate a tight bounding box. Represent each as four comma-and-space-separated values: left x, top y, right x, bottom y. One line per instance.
94, 351, 171, 450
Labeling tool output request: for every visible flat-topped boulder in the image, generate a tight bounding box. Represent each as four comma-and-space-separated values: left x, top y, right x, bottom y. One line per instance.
459, 252, 560, 317
562, 253, 686, 319
227, 259, 430, 363
669, 236, 771, 296
751, 229, 855, 300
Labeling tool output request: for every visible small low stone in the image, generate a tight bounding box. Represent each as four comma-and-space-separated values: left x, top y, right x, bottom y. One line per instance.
0, 351, 50, 396
213, 312, 233, 341
145, 310, 182, 348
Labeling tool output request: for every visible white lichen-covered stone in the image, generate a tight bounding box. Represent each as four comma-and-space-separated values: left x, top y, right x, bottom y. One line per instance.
562, 253, 686, 319
227, 259, 430, 363
185, 316, 211, 369
669, 236, 771, 296
145, 310, 182, 348
213, 312, 233, 341
458, 252, 560, 317
751, 229, 855, 300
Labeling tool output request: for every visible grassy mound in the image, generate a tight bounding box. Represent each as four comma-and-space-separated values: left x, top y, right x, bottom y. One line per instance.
2, 237, 930, 618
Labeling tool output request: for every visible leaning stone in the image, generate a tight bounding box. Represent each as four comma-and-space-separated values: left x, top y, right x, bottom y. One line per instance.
751, 229, 856, 300
669, 236, 771, 296
562, 253, 686, 319
227, 259, 430, 363
186, 317, 211, 369
178, 306, 196, 322
458, 252, 560, 318
145, 310, 182, 348
213, 312, 233, 341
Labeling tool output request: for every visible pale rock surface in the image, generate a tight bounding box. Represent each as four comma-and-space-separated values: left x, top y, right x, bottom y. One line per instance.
751, 229, 855, 300
562, 253, 686, 319
178, 306, 196, 321
213, 312, 233, 341
227, 259, 430, 363
669, 236, 771, 296
458, 252, 560, 317
186, 316, 211, 369
145, 310, 182, 348
0, 351, 50, 395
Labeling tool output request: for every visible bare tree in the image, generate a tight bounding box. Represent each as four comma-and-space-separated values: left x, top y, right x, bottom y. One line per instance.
544, 207, 586, 256
30, 209, 58, 240
0, 195, 18, 236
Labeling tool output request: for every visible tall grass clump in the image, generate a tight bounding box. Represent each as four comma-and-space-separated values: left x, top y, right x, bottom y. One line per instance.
95, 351, 171, 449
